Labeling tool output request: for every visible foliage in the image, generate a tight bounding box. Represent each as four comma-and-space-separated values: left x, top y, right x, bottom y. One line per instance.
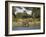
32, 8, 40, 18
12, 7, 40, 27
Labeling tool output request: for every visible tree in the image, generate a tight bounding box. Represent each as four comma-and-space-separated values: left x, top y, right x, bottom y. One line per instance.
32, 8, 40, 18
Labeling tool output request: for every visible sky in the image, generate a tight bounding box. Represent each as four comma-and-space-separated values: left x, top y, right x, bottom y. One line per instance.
13, 6, 32, 15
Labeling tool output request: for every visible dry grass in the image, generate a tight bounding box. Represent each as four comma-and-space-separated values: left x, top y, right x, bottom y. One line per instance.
12, 18, 40, 27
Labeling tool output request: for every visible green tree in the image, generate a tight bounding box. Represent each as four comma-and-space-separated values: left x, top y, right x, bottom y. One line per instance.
32, 8, 40, 18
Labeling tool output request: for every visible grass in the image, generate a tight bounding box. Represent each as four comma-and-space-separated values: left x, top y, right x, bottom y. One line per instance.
12, 18, 40, 27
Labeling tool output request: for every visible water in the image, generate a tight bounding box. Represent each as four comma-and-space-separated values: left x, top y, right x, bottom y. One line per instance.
12, 25, 40, 30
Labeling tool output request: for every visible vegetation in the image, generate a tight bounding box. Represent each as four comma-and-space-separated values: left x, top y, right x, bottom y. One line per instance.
12, 7, 40, 28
